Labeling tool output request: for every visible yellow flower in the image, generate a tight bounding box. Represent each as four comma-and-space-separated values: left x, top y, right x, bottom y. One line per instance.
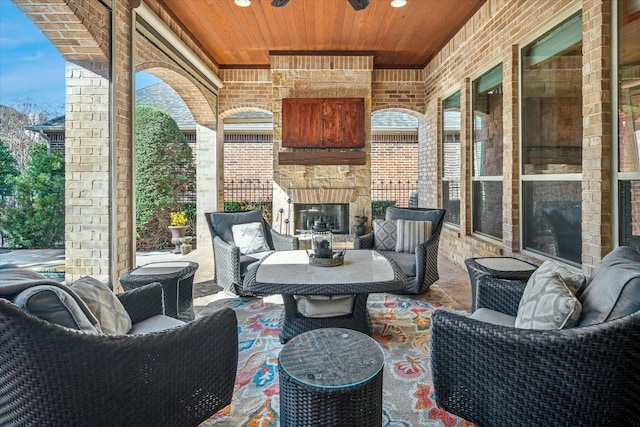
170, 211, 188, 226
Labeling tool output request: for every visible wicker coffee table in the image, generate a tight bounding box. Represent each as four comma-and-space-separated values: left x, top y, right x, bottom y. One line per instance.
278, 327, 384, 426
120, 261, 198, 322
244, 250, 406, 343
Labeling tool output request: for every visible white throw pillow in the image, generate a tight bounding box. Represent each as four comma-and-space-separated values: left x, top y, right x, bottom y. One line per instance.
232, 221, 271, 255
373, 219, 397, 251
395, 219, 432, 253
71, 276, 132, 335
515, 260, 582, 330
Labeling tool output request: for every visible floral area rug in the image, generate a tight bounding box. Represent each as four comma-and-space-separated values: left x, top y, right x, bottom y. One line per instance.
197, 285, 477, 427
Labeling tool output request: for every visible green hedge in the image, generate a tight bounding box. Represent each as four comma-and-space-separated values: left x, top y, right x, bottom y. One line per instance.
371, 200, 397, 220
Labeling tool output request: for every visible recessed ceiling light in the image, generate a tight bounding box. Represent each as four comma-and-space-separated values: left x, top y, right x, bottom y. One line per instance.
391, 0, 407, 7
235, 0, 251, 7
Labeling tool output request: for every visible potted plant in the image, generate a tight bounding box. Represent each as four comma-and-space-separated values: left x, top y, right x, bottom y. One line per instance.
168, 211, 189, 253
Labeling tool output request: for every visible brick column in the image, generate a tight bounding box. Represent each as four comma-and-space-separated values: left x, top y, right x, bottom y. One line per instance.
582, 0, 613, 272
195, 123, 219, 251
65, 63, 111, 283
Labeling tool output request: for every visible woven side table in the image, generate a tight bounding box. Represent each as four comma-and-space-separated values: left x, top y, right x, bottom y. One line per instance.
278, 327, 384, 426
120, 261, 198, 322
465, 257, 538, 311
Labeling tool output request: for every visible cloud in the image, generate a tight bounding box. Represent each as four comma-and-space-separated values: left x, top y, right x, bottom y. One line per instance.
21, 52, 43, 61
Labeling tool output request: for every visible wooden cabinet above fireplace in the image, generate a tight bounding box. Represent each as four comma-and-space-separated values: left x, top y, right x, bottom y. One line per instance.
282, 98, 365, 149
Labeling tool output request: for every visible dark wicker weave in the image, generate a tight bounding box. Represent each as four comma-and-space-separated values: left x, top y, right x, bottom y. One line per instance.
279, 293, 372, 343
431, 274, 640, 426
465, 257, 538, 311
278, 328, 384, 426
204, 211, 298, 297
279, 365, 383, 426
0, 283, 239, 427
354, 207, 445, 294
244, 250, 406, 343
119, 261, 199, 321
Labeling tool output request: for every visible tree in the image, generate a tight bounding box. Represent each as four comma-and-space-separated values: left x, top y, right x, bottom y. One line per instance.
0, 143, 65, 248
0, 100, 62, 169
0, 140, 19, 197
135, 105, 194, 250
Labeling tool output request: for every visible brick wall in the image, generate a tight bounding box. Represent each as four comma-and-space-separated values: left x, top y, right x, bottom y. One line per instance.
422, 0, 612, 271
223, 139, 418, 185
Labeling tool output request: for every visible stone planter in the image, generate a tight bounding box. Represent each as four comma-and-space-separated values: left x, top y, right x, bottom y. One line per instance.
168, 226, 188, 253
179, 236, 193, 255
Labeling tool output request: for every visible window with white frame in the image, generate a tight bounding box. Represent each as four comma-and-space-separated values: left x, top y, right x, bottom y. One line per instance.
617, 1, 640, 251
442, 91, 461, 226
521, 12, 583, 265
472, 64, 503, 240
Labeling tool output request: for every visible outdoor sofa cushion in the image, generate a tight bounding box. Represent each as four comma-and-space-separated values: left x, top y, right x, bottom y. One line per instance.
12, 284, 101, 333
239, 250, 274, 277
379, 251, 416, 277
578, 246, 640, 326
386, 206, 444, 224
208, 209, 272, 248
2, 268, 185, 335
470, 247, 640, 330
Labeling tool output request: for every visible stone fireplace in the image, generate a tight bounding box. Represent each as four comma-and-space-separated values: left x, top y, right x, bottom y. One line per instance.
270, 54, 373, 235
290, 188, 356, 234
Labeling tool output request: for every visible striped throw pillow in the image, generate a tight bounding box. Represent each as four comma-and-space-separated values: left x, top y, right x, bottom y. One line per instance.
395, 219, 432, 253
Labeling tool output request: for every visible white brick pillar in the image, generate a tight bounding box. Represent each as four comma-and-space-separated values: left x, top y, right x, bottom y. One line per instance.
65, 62, 111, 283
195, 123, 219, 252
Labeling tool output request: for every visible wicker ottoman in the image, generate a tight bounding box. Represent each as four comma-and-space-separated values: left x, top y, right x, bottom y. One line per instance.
120, 261, 198, 322
465, 257, 537, 311
278, 327, 384, 426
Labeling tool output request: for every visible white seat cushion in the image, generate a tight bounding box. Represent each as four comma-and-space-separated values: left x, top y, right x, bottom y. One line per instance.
469, 308, 516, 327
128, 314, 185, 334
294, 295, 355, 318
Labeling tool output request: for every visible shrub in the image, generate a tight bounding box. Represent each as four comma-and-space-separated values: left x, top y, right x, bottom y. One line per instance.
0, 144, 64, 248
0, 141, 19, 197
135, 106, 194, 250
224, 201, 273, 223
371, 200, 397, 220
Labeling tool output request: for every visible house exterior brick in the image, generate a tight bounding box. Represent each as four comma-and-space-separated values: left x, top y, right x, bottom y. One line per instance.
13, 0, 622, 282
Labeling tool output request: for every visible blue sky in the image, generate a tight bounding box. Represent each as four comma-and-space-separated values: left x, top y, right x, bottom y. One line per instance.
0, 1, 159, 114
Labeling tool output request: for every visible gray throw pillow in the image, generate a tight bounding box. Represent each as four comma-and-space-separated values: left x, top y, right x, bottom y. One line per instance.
373, 219, 397, 251
71, 276, 132, 335
578, 246, 640, 326
13, 285, 101, 333
515, 260, 582, 330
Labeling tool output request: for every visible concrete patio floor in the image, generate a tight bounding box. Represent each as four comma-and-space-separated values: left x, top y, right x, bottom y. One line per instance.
0, 246, 472, 312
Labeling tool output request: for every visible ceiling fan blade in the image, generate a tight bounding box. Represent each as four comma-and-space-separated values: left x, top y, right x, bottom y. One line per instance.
271, 0, 289, 6
348, 0, 370, 11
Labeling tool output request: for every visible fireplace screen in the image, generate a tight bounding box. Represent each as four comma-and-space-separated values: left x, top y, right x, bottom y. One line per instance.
294, 203, 349, 234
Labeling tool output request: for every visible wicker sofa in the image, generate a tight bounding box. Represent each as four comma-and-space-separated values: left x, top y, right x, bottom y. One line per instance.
431, 246, 640, 426
0, 268, 238, 427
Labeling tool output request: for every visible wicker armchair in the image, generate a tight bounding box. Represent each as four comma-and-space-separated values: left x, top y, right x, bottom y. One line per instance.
205, 210, 298, 296
354, 207, 445, 294
431, 247, 640, 426
0, 280, 238, 427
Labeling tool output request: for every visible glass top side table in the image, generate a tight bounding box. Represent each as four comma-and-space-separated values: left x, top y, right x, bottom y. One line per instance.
278, 327, 384, 425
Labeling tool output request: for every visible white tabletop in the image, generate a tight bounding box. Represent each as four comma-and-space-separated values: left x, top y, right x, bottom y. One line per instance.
256, 250, 395, 285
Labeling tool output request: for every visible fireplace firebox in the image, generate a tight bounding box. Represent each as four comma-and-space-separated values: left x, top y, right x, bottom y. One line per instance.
294, 203, 349, 234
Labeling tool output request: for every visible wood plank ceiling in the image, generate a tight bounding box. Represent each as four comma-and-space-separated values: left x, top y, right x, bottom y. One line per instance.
159, 0, 486, 69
